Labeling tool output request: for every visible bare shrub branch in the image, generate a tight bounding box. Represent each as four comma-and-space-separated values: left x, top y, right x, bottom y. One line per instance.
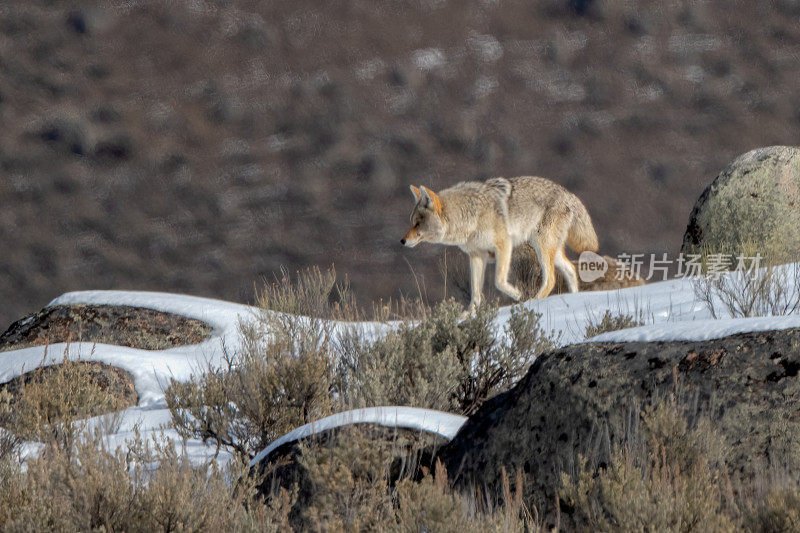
694, 262, 800, 319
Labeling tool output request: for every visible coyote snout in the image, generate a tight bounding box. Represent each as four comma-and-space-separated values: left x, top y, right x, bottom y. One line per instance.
400, 228, 420, 247
402, 176, 599, 317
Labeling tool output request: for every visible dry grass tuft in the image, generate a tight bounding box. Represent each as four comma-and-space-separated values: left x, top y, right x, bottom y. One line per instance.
0, 356, 290, 531
256, 265, 358, 320
559, 395, 768, 531
0, 429, 293, 531
584, 309, 644, 338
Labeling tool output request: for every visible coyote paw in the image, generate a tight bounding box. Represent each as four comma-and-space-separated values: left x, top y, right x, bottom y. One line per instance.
460, 305, 478, 320
497, 284, 522, 302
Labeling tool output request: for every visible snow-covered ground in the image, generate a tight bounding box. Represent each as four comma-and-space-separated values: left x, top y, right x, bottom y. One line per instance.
2, 291, 263, 465
1, 266, 798, 466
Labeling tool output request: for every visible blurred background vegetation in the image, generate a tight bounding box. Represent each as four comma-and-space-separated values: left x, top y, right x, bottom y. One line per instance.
2, 0, 800, 325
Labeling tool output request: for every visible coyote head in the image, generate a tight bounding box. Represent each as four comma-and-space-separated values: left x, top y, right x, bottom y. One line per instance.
401, 185, 446, 248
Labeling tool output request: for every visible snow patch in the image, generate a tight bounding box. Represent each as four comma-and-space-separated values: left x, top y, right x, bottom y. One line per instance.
250, 407, 466, 467
586, 315, 800, 344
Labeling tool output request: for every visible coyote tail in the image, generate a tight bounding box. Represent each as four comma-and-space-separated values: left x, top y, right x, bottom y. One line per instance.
566, 203, 599, 253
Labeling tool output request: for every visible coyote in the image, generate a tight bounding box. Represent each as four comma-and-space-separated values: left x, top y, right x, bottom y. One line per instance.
401, 176, 599, 315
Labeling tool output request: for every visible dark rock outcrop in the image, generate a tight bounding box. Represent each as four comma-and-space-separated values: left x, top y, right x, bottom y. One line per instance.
254, 424, 447, 523
438, 328, 800, 522
0, 304, 212, 351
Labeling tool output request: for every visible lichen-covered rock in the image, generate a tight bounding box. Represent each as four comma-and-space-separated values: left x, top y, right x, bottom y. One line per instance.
0, 304, 212, 352
682, 146, 800, 261
438, 328, 800, 526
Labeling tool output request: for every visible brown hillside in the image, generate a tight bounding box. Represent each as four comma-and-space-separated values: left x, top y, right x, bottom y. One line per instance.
1, 0, 799, 324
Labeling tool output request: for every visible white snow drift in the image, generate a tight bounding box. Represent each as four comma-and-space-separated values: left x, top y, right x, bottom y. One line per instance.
249, 407, 467, 467
0, 265, 797, 466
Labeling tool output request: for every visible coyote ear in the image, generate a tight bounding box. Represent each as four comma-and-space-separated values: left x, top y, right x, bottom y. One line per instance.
420, 186, 442, 212
409, 185, 421, 202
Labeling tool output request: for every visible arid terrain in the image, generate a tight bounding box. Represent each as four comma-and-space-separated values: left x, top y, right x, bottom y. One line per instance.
2, 0, 800, 325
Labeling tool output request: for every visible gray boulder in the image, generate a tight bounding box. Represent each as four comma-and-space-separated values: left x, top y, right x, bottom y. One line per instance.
438, 327, 800, 526
682, 146, 800, 261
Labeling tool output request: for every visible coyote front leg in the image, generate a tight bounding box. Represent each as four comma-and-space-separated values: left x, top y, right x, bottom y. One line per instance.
494, 237, 523, 302
464, 253, 487, 318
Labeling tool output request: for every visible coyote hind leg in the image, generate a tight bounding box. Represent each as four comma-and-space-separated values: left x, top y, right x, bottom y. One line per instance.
533, 214, 572, 299
555, 247, 579, 293
494, 237, 523, 301
534, 245, 558, 299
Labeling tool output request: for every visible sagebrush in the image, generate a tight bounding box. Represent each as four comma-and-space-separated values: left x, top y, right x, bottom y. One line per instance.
167, 268, 559, 461
267, 424, 538, 531
336, 299, 558, 415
